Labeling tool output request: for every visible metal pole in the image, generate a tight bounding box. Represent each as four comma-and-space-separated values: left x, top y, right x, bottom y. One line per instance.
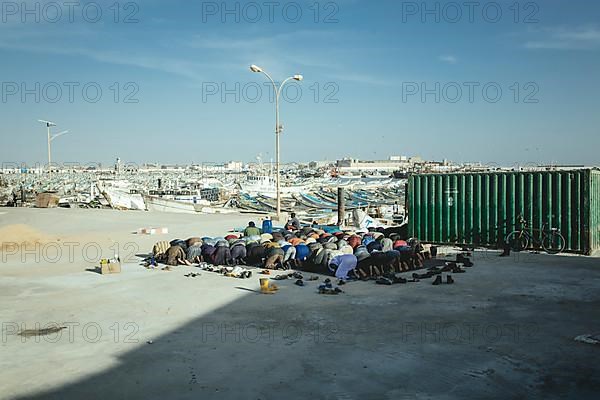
275, 94, 281, 221
338, 187, 345, 226
47, 125, 52, 169
256, 71, 298, 222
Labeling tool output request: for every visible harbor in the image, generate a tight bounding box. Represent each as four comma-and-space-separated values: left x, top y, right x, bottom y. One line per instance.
2, 0, 600, 398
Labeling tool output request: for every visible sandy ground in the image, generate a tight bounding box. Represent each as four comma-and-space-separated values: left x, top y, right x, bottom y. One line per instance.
1, 208, 600, 400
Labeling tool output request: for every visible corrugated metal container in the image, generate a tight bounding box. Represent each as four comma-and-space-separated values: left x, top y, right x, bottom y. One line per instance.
407, 169, 600, 255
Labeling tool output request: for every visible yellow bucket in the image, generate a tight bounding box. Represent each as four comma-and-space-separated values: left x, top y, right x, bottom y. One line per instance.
259, 278, 270, 292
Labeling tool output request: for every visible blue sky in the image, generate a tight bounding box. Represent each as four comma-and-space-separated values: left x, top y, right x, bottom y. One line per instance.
0, 0, 599, 166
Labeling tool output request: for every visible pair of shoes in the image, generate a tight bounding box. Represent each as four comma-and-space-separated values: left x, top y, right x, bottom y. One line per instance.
260, 269, 271, 275
273, 274, 288, 281
432, 275, 455, 285
318, 286, 343, 294
456, 254, 474, 267
241, 270, 252, 279
308, 276, 319, 281
184, 273, 201, 278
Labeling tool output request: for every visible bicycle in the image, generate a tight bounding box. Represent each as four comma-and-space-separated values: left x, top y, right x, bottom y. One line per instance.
505, 216, 566, 255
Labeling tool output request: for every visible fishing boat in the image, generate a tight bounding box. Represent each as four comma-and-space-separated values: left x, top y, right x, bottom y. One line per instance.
143, 195, 207, 214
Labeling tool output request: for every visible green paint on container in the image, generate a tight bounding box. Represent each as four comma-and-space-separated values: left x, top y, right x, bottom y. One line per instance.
407, 169, 600, 255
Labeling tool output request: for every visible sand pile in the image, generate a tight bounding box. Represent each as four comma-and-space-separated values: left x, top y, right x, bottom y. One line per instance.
0, 224, 50, 252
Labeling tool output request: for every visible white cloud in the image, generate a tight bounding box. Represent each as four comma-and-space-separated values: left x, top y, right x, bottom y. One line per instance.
524, 26, 600, 50
439, 55, 458, 64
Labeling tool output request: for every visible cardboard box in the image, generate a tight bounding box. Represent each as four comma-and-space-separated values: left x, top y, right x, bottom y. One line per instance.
100, 261, 121, 275
35, 192, 60, 208
137, 227, 169, 235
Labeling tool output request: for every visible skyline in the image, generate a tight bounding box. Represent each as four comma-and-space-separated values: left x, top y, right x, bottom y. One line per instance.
1, 0, 599, 165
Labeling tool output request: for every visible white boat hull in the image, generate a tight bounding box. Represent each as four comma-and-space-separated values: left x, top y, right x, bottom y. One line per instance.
144, 195, 202, 214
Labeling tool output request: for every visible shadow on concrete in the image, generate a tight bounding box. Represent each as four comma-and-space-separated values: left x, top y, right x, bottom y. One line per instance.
14, 257, 600, 400
84, 267, 102, 275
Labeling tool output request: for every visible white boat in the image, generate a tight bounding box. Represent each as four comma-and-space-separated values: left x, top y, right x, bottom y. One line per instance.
143, 195, 207, 214
101, 187, 145, 210
240, 175, 309, 196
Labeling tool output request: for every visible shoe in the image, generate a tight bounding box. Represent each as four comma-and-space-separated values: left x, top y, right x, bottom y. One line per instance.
458, 254, 474, 267
393, 275, 407, 284
432, 276, 443, 286
292, 272, 304, 280
338, 279, 346, 286
447, 275, 455, 284
308, 276, 319, 281
318, 286, 342, 295
376, 277, 393, 285
295, 279, 305, 287
442, 262, 456, 272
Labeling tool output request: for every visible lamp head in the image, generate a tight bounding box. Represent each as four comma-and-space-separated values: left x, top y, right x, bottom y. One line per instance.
250, 65, 263, 73
293, 75, 304, 81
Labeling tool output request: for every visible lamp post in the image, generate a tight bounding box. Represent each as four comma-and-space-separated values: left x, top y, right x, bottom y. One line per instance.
250, 65, 303, 221
38, 120, 69, 171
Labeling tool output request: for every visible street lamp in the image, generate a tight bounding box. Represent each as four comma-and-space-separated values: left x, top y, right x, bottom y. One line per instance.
38, 120, 69, 171
250, 65, 303, 221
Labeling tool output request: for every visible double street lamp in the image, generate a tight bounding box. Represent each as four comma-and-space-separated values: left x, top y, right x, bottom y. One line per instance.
250, 64, 303, 221
38, 119, 69, 171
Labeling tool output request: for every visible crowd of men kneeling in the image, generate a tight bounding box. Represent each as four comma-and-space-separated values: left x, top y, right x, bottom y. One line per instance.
147, 220, 438, 281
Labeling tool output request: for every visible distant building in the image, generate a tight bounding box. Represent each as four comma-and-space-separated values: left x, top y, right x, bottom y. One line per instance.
225, 161, 243, 172
309, 161, 334, 168
336, 156, 422, 173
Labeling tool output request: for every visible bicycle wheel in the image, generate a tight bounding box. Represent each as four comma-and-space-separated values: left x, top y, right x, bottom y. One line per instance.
542, 232, 566, 255
506, 231, 529, 252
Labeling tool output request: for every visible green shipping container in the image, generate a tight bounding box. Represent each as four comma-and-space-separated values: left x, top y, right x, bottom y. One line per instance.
407, 169, 600, 255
